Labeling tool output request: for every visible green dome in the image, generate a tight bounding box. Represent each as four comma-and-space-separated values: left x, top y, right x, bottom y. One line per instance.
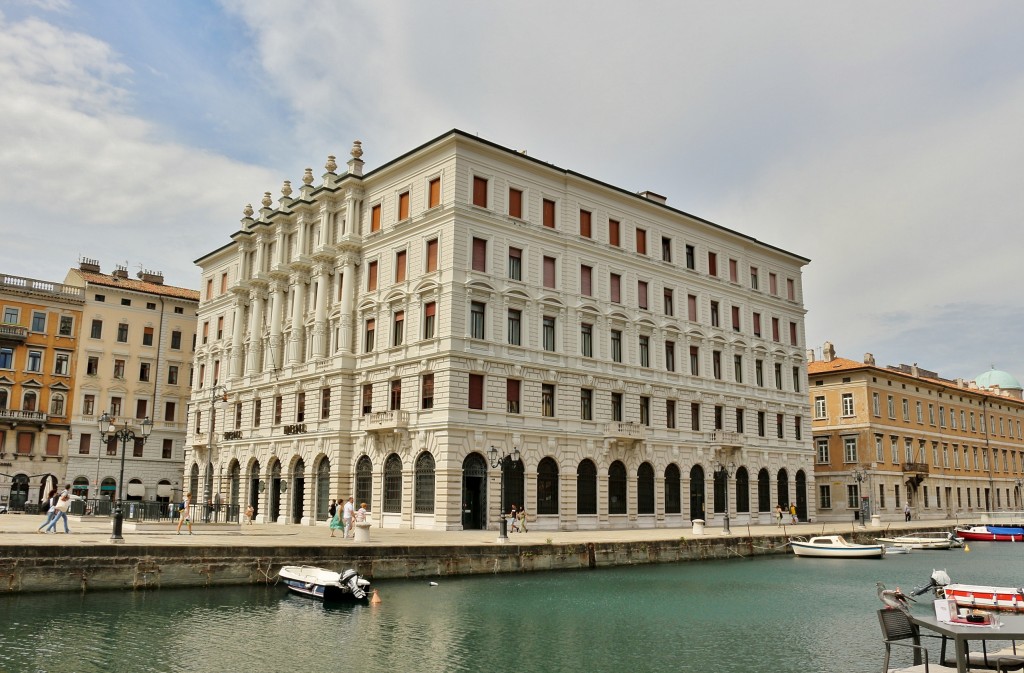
975, 368, 1022, 390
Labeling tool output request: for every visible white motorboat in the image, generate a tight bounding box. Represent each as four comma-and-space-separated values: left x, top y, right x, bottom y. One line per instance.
789, 535, 885, 559
915, 570, 1024, 613
875, 531, 961, 550
278, 565, 371, 603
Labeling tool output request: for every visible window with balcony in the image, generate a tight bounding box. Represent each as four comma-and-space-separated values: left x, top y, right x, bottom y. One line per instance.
611, 392, 623, 422
421, 374, 434, 410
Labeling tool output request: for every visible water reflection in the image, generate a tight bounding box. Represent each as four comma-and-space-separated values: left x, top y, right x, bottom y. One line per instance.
0, 543, 1018, 673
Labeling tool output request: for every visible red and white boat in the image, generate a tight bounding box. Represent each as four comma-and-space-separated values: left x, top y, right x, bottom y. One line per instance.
955, 525, 1024, 542
915, 570, 1024, 613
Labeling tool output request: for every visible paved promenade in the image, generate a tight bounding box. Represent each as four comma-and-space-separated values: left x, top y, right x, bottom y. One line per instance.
0, 511, 970, 549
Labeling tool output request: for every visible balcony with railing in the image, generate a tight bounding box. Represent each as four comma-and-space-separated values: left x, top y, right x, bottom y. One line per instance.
366, 410, 409, 433
0, 324, 28, 342
0, 408, 48, 424
605, 421, 646, 442
901, 462, 930, 475
705, 430, 744, 449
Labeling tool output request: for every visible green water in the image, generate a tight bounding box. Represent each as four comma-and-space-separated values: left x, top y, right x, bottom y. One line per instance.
0, 542, 1020, 673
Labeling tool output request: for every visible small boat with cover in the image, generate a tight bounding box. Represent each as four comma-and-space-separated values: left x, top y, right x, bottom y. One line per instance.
278, 565, 372, 603
789, 535, 885, 559
954, 525, 1024, 542
875, 531, 961, 550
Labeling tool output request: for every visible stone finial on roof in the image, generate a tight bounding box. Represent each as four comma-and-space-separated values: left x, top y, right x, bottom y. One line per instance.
351, 140, 363, 160
261, 192, 273, 208
325, 155, 337, 173
243, 204, 254, 218
302, 168, 314, 186
282, 180, 293, 197
347, 140, 364, 177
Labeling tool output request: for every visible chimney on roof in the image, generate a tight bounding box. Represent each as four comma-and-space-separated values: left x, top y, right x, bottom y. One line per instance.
137, 269, 164, 285
79, 257, 100, 273
822, 341, 836, 362
864, 353, 876, 366
911, 363, 920, 378
806, 348, 815, 363
639, 190, 667, 204
112, 265, 129, 279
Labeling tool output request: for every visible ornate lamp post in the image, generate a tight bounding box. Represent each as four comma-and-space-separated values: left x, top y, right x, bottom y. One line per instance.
98, 412, 152, 543
488, 445, 520, 543
852, 468, 869, 528
714, 460, 736, 535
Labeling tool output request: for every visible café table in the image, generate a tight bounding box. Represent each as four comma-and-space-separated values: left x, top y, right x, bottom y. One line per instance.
908, 612, 1024, 673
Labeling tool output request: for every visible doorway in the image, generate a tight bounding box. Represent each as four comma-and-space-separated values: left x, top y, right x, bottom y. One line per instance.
689, 465, 705, 521
461, 453, 486, 529
291, 459, 305, 524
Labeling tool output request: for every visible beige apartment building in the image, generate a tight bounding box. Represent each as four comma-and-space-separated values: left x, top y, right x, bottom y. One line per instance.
63, 260, 198, 508
0, 273, 83, 511
188, 131, 813, 531
809, 342, 1024, 523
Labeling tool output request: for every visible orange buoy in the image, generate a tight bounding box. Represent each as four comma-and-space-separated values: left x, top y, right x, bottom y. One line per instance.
370, 588, 382, 604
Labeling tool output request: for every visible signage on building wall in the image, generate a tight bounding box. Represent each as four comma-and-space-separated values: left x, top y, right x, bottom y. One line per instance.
283, 424, 307, 436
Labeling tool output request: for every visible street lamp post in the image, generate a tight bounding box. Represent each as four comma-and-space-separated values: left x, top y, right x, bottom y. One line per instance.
488, 445, 521, 543
98, 412, 152, 543
714, 460, 735, 535
852, 468, 868, 528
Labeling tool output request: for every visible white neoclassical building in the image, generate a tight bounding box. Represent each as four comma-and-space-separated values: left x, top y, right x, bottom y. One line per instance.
187, 130, 814, 531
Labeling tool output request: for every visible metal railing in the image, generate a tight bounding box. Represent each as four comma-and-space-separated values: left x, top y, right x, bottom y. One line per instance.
65, 498, 242, 523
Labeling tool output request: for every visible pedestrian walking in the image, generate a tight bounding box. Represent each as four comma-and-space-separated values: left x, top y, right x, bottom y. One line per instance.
789, 503, 798, 524
328, 499, 342, 537
775, 504, 783, 527
244, 503, 254, 524
903, 503, 911, 522
43, 490, 79, 533
342, 496, 355, 539
36, 489, 59, 532
176, 491, 194, 535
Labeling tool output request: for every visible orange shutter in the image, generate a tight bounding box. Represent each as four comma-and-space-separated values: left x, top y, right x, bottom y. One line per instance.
424, 302, 436, 317
580, 265, 592, 296
708, 252, 717, 276
428, 178, 441, 208
472, 238, 487, 272
638, 281, 648, 309
609, 219, 620, 246
46, 434, 60, 455
371, 204, 381, 232
468, 374, 484, 409
426, 239, 438, 272
509, 188, 522, 218
636, 229, 646, 255
580, 210, 591, 237
473, 176, 488, 207
367, 261, 378, 291
543, 257, 556, 288
395, 251, 407, 282
610, 274, 620, 303
398, 192, 410, 221
543, 199, 556, 228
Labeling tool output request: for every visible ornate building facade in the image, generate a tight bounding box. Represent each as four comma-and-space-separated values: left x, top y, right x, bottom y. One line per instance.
0, 273, 83, 510
809, 342, 1024, 523
63, 260, 198, 506
188, 131, 813, 531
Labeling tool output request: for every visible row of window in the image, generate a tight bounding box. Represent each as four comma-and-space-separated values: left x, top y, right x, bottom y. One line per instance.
80, 393, 179, 424
71, 432, 174, 459
0, 388, 66, 416
85, 355, 185, 386
821, 482, 1018, 512
87, 320, 188, 349
92, 292, 180, 313
0, 347, 72, 375
816, 433, 1023, 474
1, 307, 75, 335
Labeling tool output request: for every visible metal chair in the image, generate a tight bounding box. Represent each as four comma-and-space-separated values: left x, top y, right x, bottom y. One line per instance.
878, 609, 958, 673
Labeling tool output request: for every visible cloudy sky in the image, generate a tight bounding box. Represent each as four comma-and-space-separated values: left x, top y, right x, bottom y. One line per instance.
2, 1, 1023, 382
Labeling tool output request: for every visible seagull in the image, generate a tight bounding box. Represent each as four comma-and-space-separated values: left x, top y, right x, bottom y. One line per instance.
877, 582, 916, 613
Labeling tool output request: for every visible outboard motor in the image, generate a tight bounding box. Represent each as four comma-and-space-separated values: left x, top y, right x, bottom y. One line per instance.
913, 569, 952, 597
341, 569, 369, 600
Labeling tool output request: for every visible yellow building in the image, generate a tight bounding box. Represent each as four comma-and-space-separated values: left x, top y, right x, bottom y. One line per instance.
809, 342, 1024, 523
0, 273, 84, 511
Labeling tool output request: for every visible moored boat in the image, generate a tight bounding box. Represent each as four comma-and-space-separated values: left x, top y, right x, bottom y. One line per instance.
875, 531, 961, 550
955, 525, 1024, 542
915, 570, 1024, 613
789, 535, 885, 559
278, 565, 371, 603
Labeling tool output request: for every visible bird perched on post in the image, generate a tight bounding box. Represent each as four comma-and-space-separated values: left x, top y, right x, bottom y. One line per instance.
877, 582, 916, 614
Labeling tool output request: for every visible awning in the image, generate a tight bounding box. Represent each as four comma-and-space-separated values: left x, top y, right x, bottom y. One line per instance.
126, 483, 146, 497
156, 483, 173, 498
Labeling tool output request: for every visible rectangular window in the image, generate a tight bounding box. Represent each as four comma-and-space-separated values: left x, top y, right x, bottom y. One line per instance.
423, 302, 436, 339
580, 323, 593, 357
392, 310, 404, 346
637, 281, 648, 310
139, 362, 150, 382
611, 392, 623, 421
31, 311, 46, 332
640, 396, 650, 426
395, 250, 407, 282
580, 265, 593, 296
110, 396, 122, 417
171, 330, 181, 349
731, 306, 740, 331
421, 374, 434, 409
113, 359, 125, 379
469, 374, 484, 410
789, 321, 798, 345
254, 398, 262, 426
389, 379, 401, 410
541, 384, 555, 417
543, 256, 556, 289
794, 416, 802, 440
537, 198, 555, 229
687, 294, 697, 322
736, 408, 745, 434
757, 411, 766, 437
162, 438, 172, 459
220, 272, 228, 294
792, 366, 801, 392
690, 346, 700, 376
611, 329, 622, 363
508, 187, 523, 218
54, 352, 70, 375
508, 247, 522, 281
635, 228, 647, 255
117, 323, 128, 343
83, 394, 95, 416
710, 301, 719, 327
397, 191, 410, 221
769, 272, 778, 295
506, 379, 520, 414
473, 176, 488, 208
579, 209, 591, 237
639, 335, 650, 367
274, 396, 282, 424
691, 403, 701, 431
661, 236, 672, 262
609, 219, 620, 247
610, 273, 621, 303
507, 309, 521, 346
712, 350, 722, 379
206, 278, 213, 300
685, 245, 696, 270
367, 260, 378, 291
814, 396, 826, 418
426, 238, 438, 272
361, 384, 373, 414
470, 302, 486, 339
771, 318, 780, 342
472, 237, 487, 272
428, 177, 441, 208
666, 400, 676, 429
787, 278, 795, 300
663, 288, 674, 316
729, 259, 738, 283
370, 204, 382, 232
733, 354, 743, 383
79, 433, 91, 455
202, 321, 209, 344
58, 315, 73, 336
707, 252, 718, 276
665, 341, 675, 372
752, 312, 761, 337
580, 388, 592, 420
844, 437, 858, 463
320, 387, 331, 419
542, 316, 556, 352
774, 363, 783, 389
364, 318, 375, 352
168, 365, 178, 385
295, 392, 306, 421
216, 318, 224, 340
776, 413, 785, 439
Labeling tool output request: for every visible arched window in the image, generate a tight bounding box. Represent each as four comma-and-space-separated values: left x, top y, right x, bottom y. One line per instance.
315, 458, 330, 519
414, 452, 435, 514
536, 457, 559, 515
356, 456, 373, 509
757, 468, 771, 512
637, 462, 654, 514
189, 463, 199, 500
228, 460, 240, 506
383, 454, 402, 513
608, 460, 627, 514
736, 466, 750, 513
23, 390, 37, 412
0, 389, 8, 408
664, 464, 681, 514
577, 459, 597, 515
689, 465, 705, 521
49, 393, 65, 416
72, 476, 90, 498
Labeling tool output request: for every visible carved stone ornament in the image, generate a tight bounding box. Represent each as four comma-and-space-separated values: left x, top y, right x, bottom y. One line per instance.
281, 180, 293, 197
243, 204, 254, 218
262, 192, 273, 208
325, 155, 338, 173
351, 140, 363, 159
302, 168, 314, 186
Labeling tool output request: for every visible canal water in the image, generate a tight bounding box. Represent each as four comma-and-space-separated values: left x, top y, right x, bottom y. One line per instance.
0, 541, 1020, 673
